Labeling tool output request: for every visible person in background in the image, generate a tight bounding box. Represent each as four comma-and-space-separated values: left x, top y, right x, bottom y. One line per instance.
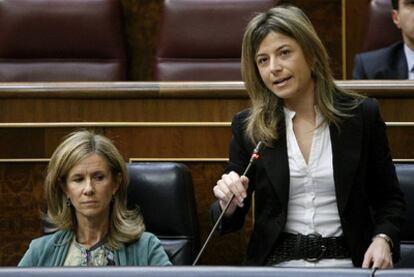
19, 130, 171, 266
353, 0, 414, 79
210, 5, 405, 268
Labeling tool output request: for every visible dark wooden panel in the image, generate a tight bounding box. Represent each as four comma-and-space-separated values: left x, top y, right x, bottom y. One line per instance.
289, 0, 343, 78
121, 0, 163, 81
345, 0, 371, 79
1, 126, 411, 161
378, 99, 414, 122
185, 162, 252, 265
0, 98, 250, 123
1, 81, 414, 123
106, 128, 231, 159
0, 129, 45, 158
0, 163, 45, 266
388, 127, 414, 159
0, 127, 232, 159
0, 128, 104, 158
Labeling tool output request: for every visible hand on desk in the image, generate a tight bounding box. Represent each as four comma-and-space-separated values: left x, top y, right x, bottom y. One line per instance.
362, 236, 393, 269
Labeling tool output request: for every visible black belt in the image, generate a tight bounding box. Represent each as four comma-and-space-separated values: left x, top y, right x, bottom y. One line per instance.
266, 232, 350, 265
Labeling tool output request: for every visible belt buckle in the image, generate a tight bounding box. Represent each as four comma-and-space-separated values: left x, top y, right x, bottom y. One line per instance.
304, 233, 327, 263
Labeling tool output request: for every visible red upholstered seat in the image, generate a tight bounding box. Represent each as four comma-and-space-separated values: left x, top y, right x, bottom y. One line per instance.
0, 0, 126, 81
154, 0, 280, 81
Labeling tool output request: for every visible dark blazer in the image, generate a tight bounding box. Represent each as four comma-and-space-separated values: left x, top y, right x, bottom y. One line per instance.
210, 97, 405, 266
352, 41, 408, 80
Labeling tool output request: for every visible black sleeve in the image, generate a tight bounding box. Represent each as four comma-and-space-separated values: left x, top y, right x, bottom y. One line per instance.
209, 110, 255, 234
364, 98, 406, 261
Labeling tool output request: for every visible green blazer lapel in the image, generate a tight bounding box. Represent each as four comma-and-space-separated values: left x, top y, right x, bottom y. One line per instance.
52, 230, 73, 266
330, 109, 363, 214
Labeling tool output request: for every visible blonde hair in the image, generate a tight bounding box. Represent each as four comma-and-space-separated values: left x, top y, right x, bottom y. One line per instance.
44, 130, 144, 249
241, 5, 362, 146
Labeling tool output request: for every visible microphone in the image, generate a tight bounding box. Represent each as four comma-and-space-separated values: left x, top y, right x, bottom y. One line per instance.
192, 141, 263, 266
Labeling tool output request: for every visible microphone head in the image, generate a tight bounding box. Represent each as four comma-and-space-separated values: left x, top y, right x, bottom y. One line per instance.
249, 141, 263, 162
251, 153, 260, 161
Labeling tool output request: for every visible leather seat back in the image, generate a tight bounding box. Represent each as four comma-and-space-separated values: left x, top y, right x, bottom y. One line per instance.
154, 0, 280, 81
395, 163, 414, 268
127, 162, 200, 265
0, 0, 126, 81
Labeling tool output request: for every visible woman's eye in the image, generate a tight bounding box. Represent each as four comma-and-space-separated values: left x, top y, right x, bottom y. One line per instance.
257, 58, 267, 65
95, 175, 105, 181
73, 178, 83, 183
280, 49, 291, 57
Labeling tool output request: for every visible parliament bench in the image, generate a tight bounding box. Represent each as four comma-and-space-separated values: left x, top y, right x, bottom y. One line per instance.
0, 266, 374, 277
2, 267, 414, 276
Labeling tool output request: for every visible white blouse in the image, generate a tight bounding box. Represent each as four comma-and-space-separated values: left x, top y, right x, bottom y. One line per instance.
277, 107, 353, 267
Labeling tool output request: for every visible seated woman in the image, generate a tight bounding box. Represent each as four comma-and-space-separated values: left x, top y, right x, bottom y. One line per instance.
19, 130, 171, 266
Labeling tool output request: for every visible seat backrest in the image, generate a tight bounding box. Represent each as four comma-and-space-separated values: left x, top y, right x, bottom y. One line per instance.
362, 0, 402, 52
154, 0, 279, 81
127, 162, 200, 265
0, 0, 126, 81
395, 163, 414, 268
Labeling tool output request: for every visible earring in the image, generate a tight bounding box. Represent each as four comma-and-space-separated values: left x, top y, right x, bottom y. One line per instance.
66, 197, 71, 207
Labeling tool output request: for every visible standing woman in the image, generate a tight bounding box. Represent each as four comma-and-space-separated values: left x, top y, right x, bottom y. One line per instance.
19, 130, 171, 266
211, 5, 405, 268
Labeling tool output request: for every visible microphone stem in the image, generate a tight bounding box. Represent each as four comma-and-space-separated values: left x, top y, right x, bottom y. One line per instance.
192, 141, 262, 265
192, 158, 255, 266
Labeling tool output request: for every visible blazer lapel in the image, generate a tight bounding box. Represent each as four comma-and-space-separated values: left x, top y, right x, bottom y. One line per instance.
259, 106, 364, 214
261, 126, 290, 209
385, 43, 408, 79
395, 54, 408, 79
330, 108, 363, 214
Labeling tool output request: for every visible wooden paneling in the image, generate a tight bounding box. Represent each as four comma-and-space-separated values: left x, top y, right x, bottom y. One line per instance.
0, 163, 45, 266
288, 0, 343, 78
107, 127, 231, 158
345, 0, 371, 79
387, 127, 414, 159
0, 81, 413, 266
186, 162, 252, 265
121, 0, 163, 81
0, 98, 250, 123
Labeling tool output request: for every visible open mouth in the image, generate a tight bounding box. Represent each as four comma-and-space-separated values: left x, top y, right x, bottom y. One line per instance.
273, 76, 291, 86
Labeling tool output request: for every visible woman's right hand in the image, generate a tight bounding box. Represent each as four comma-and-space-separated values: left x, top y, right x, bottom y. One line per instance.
213, 171, 249, 216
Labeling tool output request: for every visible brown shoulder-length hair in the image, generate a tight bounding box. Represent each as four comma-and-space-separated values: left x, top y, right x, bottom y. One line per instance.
44, 130, 145, 249
241, 5, 362, 146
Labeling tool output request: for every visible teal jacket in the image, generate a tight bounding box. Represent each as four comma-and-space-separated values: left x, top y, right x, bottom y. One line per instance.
18, 230, 171, 266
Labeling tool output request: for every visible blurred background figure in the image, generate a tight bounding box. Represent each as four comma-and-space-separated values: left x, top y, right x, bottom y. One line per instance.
353, 0, 414, 79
